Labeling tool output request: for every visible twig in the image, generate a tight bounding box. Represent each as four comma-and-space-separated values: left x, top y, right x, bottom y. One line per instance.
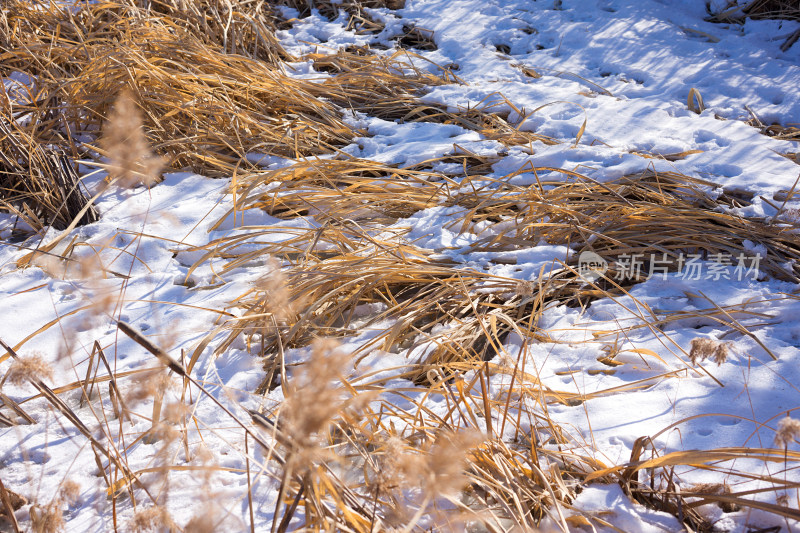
0, 478, 21, 533
781, 27, 800, 52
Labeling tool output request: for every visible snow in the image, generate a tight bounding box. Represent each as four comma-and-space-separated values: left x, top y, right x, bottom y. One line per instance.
562, 484, 683, 532
341, 116, 489, 166
2, 0, 800, 531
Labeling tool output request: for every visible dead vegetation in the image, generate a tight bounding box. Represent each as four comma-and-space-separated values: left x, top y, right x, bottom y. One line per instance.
172, 156, 800, 529
276, 0, 406, 19
0, 0, 447, 235
744, 0, 800, 21
0, 118, 98, 232
707, 0, 800, 22
707, 0, 800, 50
2, 0, 800, 532
0, 0, 542, 234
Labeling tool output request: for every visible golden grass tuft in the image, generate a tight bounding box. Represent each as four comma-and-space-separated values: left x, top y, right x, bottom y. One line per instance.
30, 503, 64, 533
281, 339, 354, 455
57, 481, 80, 509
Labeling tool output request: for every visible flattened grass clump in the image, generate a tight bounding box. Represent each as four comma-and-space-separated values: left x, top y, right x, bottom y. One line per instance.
225, 158, 454, 223
192, 164, 800, 394
465, 169, 800, 282
275, 0, 406, 20
0, 0, 450, 181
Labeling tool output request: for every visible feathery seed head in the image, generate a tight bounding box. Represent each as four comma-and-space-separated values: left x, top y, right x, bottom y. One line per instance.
282, 339, 350, 452
101, 89, 163, 189
775, 415, 800, 448
5, 352, 54, 386
689, 337, 730, 366
128, 506, 177, 533
58, 481, 80, 507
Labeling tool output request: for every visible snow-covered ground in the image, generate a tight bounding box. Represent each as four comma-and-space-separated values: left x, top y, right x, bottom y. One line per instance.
2, 0, 800, 531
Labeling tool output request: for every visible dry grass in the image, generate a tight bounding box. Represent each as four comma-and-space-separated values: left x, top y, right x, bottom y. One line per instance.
174, 159, 800, 529
0, 0, 543, 233
0, 0, 446, 182
199, 163, 800, 371
744, 0, 800, 21
100, 89, 164, 189
707, 0, 800, 50
275, 0, 406, 20
3, 1, 800, 532
708, 0, 800, 22
0, 117, 98, 232
1, 2, 346, 176
3, 352, 54, 387
135, 0, 290, 63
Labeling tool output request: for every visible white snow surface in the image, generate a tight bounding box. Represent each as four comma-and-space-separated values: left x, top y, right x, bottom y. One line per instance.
2, 0, 800, 531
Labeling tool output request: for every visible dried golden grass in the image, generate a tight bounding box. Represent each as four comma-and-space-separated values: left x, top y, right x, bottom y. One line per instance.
0, 117, 98, 232
0, 1, 448, 180
275, 0, 406, 20
468, 169, 800, 282
244, 336, 581, 531
173, 158, 800, 530
744, 0, 800, 21
134, 0, 290, 62
225, 158, 457, 223
200, 164, 800, 378
0, 0, 544, 233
